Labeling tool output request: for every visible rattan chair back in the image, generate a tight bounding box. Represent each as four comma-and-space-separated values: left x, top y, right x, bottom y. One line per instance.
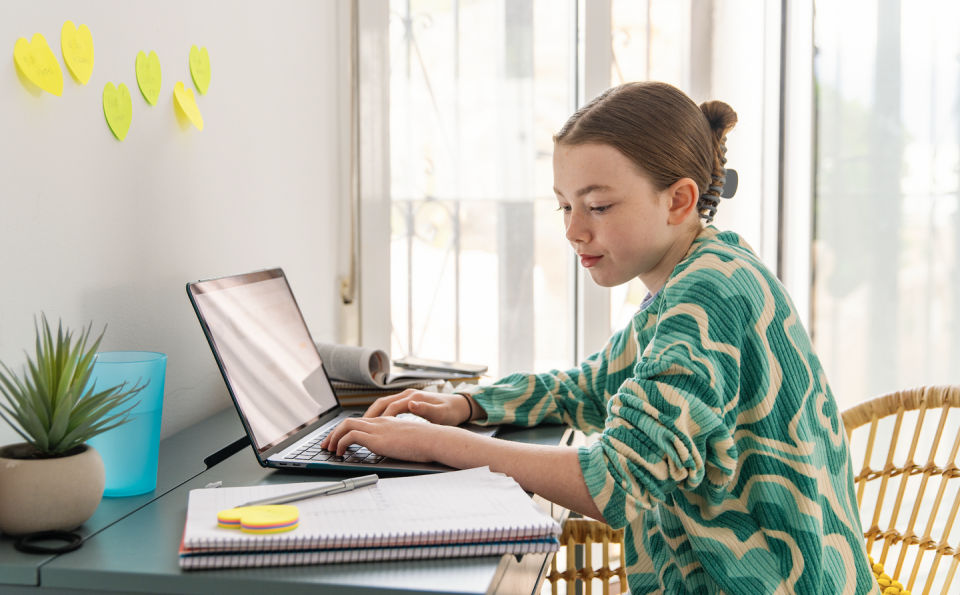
842, 385, 960, 595
546, 519, 626, 595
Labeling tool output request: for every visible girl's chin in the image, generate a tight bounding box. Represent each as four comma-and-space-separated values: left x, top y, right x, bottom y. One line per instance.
587, 269, 630, 288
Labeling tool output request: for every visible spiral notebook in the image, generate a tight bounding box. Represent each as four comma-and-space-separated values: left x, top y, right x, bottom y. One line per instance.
179, 467, 561, 569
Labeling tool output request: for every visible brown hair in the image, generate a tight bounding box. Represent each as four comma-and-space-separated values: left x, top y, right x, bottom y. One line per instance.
553, 81, 738, 223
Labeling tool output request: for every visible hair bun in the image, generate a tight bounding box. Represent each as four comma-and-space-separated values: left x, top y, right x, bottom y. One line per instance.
697, 100, 738, 224
699, 100, 738, 140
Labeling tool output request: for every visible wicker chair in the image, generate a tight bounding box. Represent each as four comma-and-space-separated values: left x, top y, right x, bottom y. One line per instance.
546, 519, 626, 595
842, 385, 960, 595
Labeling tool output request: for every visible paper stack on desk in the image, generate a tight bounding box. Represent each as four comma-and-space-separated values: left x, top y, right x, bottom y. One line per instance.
178, 467, 560, 570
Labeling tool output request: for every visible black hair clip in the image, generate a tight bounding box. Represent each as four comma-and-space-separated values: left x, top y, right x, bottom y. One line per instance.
720, 168, 737, 198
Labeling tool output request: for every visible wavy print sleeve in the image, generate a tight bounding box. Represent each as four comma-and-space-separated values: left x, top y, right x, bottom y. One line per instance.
471, 322, 641, 433
580, 275, 746, 529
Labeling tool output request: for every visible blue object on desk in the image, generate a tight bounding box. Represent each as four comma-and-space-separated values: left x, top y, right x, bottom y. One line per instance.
87, 351, 167, 497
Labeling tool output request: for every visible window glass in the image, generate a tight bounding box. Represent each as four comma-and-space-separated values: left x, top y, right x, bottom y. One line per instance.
813, 0, 960, 409
389, 0, 573, 379
610, 0, 684, 89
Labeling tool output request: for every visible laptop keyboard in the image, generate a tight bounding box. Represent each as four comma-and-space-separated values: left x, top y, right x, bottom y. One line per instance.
284, 415, 385, 464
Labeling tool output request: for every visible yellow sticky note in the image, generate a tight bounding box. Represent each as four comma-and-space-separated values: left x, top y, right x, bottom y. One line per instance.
189, 45, 210, 95
102, 82, 132, 141
173, 81, 203, 131
135, 51, 162, 105
13, 33, 64, 96
61, 21, 94, 85
217, 506, 299, 534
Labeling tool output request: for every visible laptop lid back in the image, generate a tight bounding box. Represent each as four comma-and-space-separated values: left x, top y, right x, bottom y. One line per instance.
187, 269, 341, 463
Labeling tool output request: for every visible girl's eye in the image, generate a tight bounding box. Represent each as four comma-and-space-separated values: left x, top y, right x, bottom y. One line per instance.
591, 205, 610, 213
556, 205, 571, 213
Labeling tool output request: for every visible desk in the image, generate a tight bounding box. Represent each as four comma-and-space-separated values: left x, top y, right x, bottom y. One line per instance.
0, 408, 247, 587
0, 409, 570, 595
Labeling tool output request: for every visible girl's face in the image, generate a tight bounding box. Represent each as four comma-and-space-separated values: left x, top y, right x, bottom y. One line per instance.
553, 142, 700, 291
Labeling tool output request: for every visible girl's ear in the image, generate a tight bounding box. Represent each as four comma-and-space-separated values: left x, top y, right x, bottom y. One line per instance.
665, 178, 699, 226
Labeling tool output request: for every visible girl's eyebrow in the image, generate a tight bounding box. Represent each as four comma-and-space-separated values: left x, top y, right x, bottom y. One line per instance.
576, 184, 613, 198
553, 184, 614, 199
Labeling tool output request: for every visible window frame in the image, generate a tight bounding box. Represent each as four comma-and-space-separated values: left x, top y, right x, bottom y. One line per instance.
780, 0, 815, 329
356, 0, 392, 351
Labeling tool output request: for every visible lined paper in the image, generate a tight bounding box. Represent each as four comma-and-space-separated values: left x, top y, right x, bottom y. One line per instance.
184, 467, 560, 551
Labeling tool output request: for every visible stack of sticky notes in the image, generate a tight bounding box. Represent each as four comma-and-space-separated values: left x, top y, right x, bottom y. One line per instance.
216, 505, 300, 534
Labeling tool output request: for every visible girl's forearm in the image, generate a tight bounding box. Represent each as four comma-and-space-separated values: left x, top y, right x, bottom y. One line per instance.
435, 428, 605, 522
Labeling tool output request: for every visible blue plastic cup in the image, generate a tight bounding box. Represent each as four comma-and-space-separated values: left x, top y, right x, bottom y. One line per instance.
86, 351, 167, 497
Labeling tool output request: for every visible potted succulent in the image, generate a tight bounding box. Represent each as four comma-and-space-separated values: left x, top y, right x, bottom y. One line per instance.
0, 315, 143, 535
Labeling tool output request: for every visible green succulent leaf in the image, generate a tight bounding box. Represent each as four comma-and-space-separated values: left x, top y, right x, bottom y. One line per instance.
0, 408, 32, 443
0, 314, 145, 455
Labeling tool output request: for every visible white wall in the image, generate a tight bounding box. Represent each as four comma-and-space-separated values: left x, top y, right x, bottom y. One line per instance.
0, 1, 349, 446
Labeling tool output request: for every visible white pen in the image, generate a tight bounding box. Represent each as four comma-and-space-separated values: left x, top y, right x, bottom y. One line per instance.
240, 474, 379, 508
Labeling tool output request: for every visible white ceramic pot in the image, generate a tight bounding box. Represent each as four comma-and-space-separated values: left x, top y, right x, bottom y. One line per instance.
0, 443, 105, 536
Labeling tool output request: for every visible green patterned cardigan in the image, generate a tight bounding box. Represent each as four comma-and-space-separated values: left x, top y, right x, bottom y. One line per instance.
472, 227, 879, 595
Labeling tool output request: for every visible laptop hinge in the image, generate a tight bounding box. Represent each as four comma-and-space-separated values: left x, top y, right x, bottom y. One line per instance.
204, 436, 251, 469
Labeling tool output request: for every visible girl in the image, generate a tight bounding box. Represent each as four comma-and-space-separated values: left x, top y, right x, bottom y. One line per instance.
322, 81, 878, 595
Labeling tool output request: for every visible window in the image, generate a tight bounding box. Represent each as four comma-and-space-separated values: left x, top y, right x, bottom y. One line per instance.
388, 0, 574, 379
813, 0, 960, 408
383, 0, 781, 379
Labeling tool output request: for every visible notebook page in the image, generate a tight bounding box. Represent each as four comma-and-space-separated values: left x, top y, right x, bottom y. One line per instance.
184, 467, 560, 551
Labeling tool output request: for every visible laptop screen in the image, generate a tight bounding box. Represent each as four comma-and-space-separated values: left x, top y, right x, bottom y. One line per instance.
189, 270, 338, 453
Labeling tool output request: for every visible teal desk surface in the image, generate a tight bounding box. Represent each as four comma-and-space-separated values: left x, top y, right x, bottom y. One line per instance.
0, 407, 247, 587
0, 409, 570, 595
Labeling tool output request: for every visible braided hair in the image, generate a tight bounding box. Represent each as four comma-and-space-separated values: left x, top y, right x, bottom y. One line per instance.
697, 101, 738, 223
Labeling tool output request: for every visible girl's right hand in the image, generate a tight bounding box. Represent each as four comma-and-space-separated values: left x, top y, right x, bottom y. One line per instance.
363, 389, 475, 426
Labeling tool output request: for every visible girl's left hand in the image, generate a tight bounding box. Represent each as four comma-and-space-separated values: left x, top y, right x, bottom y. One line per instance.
319, 416, 467, 463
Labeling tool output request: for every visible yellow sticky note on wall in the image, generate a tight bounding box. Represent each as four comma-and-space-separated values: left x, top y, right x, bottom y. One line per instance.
189, 45, 210, 95
103, 82, 132, 141
61, 21, 94, 85
135, 51, 162, 105
173, 81, 203, 131
13, 33, 64, 96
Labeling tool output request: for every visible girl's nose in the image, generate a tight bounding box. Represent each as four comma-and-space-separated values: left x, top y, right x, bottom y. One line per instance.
565, 210, 590, 244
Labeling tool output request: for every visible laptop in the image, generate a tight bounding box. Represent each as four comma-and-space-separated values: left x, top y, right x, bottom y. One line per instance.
186, 268, 497, 474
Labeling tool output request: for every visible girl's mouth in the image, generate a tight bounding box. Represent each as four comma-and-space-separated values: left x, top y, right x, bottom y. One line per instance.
579, 254, 602, 268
